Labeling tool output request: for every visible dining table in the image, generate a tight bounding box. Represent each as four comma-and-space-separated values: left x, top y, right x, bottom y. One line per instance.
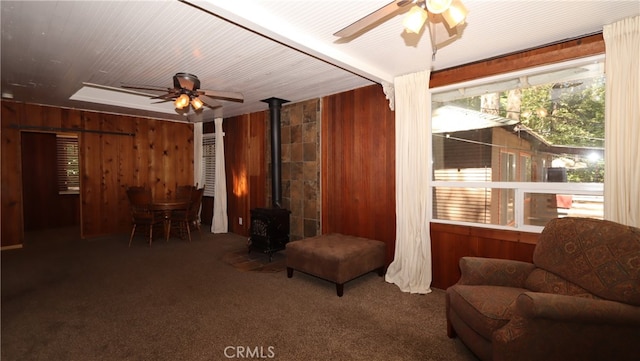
150, 198, 190, 241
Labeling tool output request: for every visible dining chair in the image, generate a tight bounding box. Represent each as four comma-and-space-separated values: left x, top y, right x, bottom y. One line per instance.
187, 187, 205, 236
172, 186, 205, 241
126, 186, 162, 247
170, 185, 196, 242
175, 184, 195, 201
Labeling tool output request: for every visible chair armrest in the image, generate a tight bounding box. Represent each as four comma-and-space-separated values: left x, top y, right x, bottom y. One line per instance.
457, 257, 536, 288
514, 292, 640, 325
493, 292, 640, 361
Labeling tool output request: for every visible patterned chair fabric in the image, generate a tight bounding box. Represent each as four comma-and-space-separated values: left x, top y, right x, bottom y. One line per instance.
533, 217, 640, 305
446, 217, 640, 361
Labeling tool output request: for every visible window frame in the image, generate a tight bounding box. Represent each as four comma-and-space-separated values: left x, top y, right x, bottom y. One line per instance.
428, 54, 605, 233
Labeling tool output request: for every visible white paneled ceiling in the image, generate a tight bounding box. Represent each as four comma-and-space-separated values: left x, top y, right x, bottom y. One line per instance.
1, 0, 638, 122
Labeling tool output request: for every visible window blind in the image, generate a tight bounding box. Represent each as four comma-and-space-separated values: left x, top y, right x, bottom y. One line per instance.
202, 134, 215, 197
56, 134, 80, 194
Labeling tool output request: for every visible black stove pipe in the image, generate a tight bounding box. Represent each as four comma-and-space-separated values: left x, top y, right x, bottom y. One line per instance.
261, 97, 290, 208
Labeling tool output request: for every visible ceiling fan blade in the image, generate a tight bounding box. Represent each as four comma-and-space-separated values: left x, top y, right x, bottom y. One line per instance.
151, 99, 173, 104
199, 95, 224, 109
121, 83, 173, 93
199, 89, 244, 103
333, 0, 412, 38
82, 82, 160, 98
151, 92, 180, 101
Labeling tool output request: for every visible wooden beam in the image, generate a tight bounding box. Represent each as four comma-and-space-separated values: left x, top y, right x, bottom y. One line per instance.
430, 33, 605, 88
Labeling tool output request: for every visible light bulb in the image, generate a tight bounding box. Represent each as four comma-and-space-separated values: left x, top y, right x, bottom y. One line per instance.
425, 0, 452, 14
191, 97, 204, 110
403, 6, 429, 34
174, 94, 190, 109
442, 0, 468, 28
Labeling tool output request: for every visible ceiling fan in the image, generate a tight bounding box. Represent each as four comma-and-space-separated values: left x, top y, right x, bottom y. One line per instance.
334, 0, 468, 57
121, 72, 244, 115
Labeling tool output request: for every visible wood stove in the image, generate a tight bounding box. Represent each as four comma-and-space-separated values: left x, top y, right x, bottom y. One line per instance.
248, 208, 291, 261
248, 97, 291, 261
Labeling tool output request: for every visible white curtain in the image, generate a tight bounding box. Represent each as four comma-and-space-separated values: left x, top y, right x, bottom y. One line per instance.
385, 70, 433, 294
603, 16, 640, 228
193, 122, 204, 187
211, 117, 229, 233
193, 122, 206, 230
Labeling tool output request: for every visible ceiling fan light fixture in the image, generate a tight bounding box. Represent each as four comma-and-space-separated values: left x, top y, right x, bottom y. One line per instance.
425, 0, 453, 14
191, 97, 204, 111
174, 93, 190, 110
403, 6, 429, 34
442, 0, 468, 28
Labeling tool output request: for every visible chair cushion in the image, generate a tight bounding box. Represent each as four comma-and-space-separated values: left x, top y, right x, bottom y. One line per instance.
447, 285, 527, 340
534, 217, 640, 306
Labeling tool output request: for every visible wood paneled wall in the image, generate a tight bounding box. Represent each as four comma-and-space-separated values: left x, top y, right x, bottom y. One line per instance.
430, 223, 538, 289
1, 101, 194, 246
322, 85, 397, 265
219, 85, 396, 264
221, 111, 268, 236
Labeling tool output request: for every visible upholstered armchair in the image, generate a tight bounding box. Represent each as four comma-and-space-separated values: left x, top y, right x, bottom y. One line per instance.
446, 217, 640, 361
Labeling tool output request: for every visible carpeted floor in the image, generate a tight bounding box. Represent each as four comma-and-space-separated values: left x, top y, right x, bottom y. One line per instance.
1, 227, 478, 361
222, 248, 287, 273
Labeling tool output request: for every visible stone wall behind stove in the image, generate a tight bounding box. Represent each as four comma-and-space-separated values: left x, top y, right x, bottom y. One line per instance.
266, 98, 320, 241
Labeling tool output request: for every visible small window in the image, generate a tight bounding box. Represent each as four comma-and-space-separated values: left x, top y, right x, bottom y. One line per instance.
202, 134, 215, 197
56, 134, 79, 194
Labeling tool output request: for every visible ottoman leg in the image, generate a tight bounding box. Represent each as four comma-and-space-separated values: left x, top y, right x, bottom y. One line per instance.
287, 267, 294, 278
336, 283, 344, 297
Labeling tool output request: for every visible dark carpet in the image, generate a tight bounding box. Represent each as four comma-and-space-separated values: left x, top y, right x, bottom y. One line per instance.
222, 248, 287, 273
1, 227, 478, 361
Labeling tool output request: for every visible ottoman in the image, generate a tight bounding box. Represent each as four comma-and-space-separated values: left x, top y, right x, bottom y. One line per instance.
286, 233, 386, 297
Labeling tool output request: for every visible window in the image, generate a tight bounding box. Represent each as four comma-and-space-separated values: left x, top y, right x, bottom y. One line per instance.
430, 55, 605, 232
202, 134, 215, 197
56, 134, 79, 194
